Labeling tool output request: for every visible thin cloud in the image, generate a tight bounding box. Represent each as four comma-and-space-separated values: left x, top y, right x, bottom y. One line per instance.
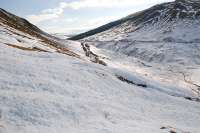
26, 0, 173, 24
61, 0, 172, 10
41, 16, 118, 34
26, 2, 66, 24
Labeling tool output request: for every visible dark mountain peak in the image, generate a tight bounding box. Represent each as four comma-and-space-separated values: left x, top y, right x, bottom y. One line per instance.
175, 0, 190, 3
175, 0, 200, 6
175, 0, 200, 3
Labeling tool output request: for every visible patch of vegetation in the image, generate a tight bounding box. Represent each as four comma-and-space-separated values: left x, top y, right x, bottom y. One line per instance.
5, 43, 48, 52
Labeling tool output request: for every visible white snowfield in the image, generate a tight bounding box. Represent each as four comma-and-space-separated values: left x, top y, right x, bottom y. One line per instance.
86, 19, 200, 43
0, 22, 200, 133
85, 0, 200, 43
81, 7, 200, 94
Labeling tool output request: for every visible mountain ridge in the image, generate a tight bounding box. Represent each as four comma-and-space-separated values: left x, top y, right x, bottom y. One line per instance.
69, 0, 200, 41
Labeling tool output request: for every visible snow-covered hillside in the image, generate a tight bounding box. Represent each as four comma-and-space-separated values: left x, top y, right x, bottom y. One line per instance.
1, 35, 200, 133
69, 0, 200, 95
0, 8, 78, 57
1, 22, 200, 133
71, 0, 200, 42
86, 19, 200, 42
0, 4, 200, 133
69, 0, 200, 67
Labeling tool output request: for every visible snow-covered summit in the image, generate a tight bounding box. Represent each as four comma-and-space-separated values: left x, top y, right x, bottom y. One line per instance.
70, 0, 200, 42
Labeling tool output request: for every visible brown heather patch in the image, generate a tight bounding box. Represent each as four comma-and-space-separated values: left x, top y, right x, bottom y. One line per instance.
5, 43, 49, 52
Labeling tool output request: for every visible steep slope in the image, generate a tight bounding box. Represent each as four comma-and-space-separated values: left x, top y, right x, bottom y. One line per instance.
0, 8, 78, 57
1, 34, 200, 133
69, 0, 200, 66
70, 0, 200, 42
69, 0, 200, 97
69, 0, 200, 65
1, 38, 200, 133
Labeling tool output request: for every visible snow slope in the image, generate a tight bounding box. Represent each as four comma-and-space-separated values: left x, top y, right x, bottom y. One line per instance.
0, 23, 55, 52
1, 32, 200, 133
68, 0, 200, 95
71, 0, 200, 42
0, 5, 200, 133
70, 0, 200, 65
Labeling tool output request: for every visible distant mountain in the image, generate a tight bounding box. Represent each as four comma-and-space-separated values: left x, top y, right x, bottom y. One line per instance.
52, 33, 69, 39
52, 33, 78, 40
70, 0, 200, 42
69, 0, 200, 66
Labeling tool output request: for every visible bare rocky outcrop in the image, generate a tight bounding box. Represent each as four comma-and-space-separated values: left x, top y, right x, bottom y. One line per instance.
81, 42, 107, 66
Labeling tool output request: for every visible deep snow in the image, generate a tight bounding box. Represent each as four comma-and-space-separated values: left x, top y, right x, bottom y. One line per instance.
0, 21, 200, 133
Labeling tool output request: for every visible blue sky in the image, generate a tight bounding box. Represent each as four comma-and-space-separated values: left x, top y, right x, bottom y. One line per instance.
1, 0, 174, 34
